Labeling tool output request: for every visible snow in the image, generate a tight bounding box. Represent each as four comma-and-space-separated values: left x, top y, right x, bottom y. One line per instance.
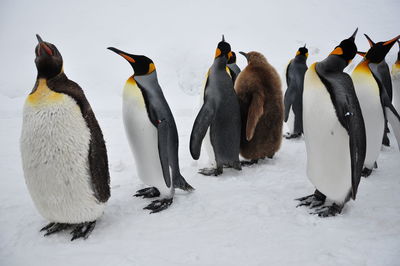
1, 0, 400, 265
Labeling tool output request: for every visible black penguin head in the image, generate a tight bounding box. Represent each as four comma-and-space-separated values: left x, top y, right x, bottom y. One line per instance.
227, 51, 237, 64
363, 34, 400, 63
107, 47, 155, 76
329, 28, 358, 64
34, 34, 63, 79
296, 44, 308, 58
215, 35, 233, 60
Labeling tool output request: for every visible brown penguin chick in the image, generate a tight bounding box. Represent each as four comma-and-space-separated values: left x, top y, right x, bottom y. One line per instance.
235, 51, 283, 160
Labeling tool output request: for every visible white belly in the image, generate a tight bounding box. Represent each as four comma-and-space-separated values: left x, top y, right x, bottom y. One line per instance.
303, 64, 351, 203
122, 78, 171, 196
287, 106, 295, 133
352, 70, 385, 169
392, 64, 400, 114
20, 84, 104, 224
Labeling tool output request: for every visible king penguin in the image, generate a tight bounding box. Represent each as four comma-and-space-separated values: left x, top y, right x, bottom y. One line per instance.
351, 34, 400, 177
391, 41, 400, 114
227, 51, 241, 84
190, 35, 241, 176
20, 35, 110, 240
283, 45, 308, 139
235, 51, 283, 164
364, 34, 394, 147
108, 47, 193, 213
297, 29, 367, 217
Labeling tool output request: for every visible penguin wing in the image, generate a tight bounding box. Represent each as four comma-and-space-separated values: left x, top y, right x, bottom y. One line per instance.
157, 119, 172, 188
190, 100, 215, 160
316, 68, 366, 200
283, 61, 293, 122
246, 92, 264, 141
48, 74, 110, 202
372, 66, 400, 149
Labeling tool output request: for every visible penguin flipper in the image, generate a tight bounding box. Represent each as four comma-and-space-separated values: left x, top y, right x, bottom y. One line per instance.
283, 91, 292, 123
246, 93, 264, 141
190, 102, 215, 160
47, 74, 110, 203
157, 120, 172, 188
385, 105, 400, 150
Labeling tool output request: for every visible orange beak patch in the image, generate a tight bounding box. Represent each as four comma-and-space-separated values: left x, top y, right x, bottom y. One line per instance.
383, 35, 400, 46
120, 53, 135, 63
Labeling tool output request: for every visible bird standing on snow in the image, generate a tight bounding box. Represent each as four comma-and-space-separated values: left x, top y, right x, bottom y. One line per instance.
190, 35, 242, 176
351, 34, 400, 177
283, 45, 308, 139
108, 47, 193, 213
298, 29, 366, 217
20, 35, 110, 240
234, 51, 283, 164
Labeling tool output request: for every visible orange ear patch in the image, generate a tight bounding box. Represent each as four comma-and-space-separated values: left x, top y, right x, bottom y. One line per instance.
148, 63, 156, 74
215, 48, 221, 58
330, 47, 343, 56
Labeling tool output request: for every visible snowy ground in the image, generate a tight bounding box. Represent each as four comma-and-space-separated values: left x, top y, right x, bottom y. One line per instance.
1, 0, 400, 265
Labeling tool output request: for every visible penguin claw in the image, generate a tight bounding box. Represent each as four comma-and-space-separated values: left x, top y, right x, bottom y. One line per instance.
295, 194, 325, 208
42, 223, 71, 236
240, 159, 259, 166
144, 198, 173, 213
310, 204, 342, 217
361, 167, 373, 177
198, 167, 223, 176
70, 221, 96, 241
134, 187, 160, 198
284, 132, 302, 139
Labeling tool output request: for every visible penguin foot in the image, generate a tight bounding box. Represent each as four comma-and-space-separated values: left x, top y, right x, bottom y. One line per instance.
70, 221, 96, 241
241, 159, 259, 166
361, 167, 373, 177
198, 167, 223, 176
284, 132, 302, 139
295, 194, 325, 208
41, 223, 72, 236
134, 187, 160, 198
144, 198, 173, 214
174, 174, 195, 191
311, 204, 342, 217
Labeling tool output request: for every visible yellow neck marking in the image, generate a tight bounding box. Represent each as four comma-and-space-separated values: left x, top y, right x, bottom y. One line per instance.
26, 79, 64, 106
124, 77, 145, 106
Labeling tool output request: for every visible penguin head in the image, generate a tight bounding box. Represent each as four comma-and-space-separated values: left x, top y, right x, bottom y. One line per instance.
107, 47, 156, 76
34, 34, 63, 79
296, 44, 308, 58
363, 34, 400, 64
239, 51, 267, 65
329, 28, 358, 64
215, 35, 233, 61
227, 51, 237, 64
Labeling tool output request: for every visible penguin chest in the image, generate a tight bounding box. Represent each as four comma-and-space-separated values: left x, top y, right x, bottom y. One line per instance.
303, 64, 351, 203
122, 78, 165, 190
352, 67, 384, 168
20, 81, 104, 223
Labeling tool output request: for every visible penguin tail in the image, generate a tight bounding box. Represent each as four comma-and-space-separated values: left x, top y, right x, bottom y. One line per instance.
174, 174, 195, 191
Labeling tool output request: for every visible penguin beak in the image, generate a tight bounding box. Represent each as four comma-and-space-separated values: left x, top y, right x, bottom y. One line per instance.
107, 47, 136, 63
222, 34, 225, 42
349, 28, 358, 40
364, 34, 375, 47
383, 35, 400, 47
303, 43, 307, 48
239, 51, 248, 59
36, 34, 53, 56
